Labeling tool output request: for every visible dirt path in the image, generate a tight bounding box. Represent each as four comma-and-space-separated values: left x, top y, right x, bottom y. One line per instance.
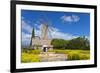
39, 52, 67, 62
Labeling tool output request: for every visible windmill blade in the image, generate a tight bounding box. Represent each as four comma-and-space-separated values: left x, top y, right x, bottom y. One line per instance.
47, 19, 53, 27
39, 18, 47, 25
48, 28, 52, 39
38, 16, 54, 40
49, 26, 54, 32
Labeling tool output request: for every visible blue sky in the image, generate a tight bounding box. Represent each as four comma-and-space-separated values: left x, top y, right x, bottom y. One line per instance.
21, 9, 90, 46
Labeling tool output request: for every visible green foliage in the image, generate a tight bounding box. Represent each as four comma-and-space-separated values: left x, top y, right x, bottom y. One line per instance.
51, 39, 68, 49
51, 36, 90, 50
66, 50, 90, 60
51, 49, 90, 60
22, 49, 41, 54
67, 36, 90, 50
31, 50, 41, 54
21, 53, 40, 63
68, 53, 80, 60
50, 49, 67, 54
21, 49, 41, 63
70, 54, 80, 60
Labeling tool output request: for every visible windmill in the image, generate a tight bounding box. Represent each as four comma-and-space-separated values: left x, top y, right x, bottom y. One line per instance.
32, 18, 54, 52
39, 18, 54, 52
39, 18, 54, 40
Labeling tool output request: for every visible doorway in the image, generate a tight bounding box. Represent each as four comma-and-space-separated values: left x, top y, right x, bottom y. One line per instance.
43, 47, 48, 52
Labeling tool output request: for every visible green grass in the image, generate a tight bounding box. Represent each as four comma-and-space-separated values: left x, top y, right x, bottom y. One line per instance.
21, 49, 90, 63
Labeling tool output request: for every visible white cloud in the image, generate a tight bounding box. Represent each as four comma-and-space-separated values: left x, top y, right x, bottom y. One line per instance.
22, 32, 31, 46
34, 23, 41, 30
50, 27, 60, 32
50, 27, 78, 40
34, 28, 41, 37
61, 15, 80, 23
21, 18, 33, 46
52, 32, 78, 40
22, 32, 31, 39
21, 20, 33, 34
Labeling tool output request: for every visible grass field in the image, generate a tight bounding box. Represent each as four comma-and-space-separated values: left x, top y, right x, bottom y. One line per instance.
21, 49, 90, 63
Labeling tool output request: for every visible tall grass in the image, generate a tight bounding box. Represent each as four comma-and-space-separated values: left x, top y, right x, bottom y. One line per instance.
49, 49, 90, 60
22, 49, 41, 54
21, 53, 40, 63
21, 49, 41, 63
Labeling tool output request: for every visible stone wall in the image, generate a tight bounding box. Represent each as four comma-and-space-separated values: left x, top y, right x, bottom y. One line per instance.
32, 38, 52, 46
32, 38, 53, 50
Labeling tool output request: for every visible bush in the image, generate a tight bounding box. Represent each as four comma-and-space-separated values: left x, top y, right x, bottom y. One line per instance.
67, 50, 90, 60
51, 49, 90, 60
79, 54, 90, 60
21, 49, 41, 63
68, 53, 80, 60
52, 49, 68, 54
22, 49, 41, 54
21, 53, 40, 63
31, 50, 41, 54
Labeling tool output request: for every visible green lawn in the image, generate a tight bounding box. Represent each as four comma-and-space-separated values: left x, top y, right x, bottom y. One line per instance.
21, 49, 90, 63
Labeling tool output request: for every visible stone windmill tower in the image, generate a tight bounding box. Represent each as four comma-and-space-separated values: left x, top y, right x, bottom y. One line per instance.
32, 19, 53, 52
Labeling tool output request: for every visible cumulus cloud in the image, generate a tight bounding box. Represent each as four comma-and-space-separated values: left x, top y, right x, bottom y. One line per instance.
21, 20, 33, 34
22, 32, 31, 46
61, 15, 80, 23
50, 27, 78, 40
34, 28, 41, 37
21, 18, 33, 46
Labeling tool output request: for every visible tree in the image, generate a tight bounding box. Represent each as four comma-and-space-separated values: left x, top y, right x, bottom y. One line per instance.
30, 28, 35, 46
67, 36, 90, 50
51, 36, 90, 50
51, 39, 68, 49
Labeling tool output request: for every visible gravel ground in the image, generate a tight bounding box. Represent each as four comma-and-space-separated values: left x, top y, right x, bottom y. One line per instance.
39, 52, 67, 62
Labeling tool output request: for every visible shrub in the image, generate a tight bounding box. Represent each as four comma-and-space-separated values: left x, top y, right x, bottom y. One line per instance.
21, 53, 40, 63
31, 50, 41, 54
79, 54, 90, 60
72, 54, 80, 60
67, 51, 90, 60
50, 49, 90, 60
53, 49, 68, 54
22, 49, 41, 54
